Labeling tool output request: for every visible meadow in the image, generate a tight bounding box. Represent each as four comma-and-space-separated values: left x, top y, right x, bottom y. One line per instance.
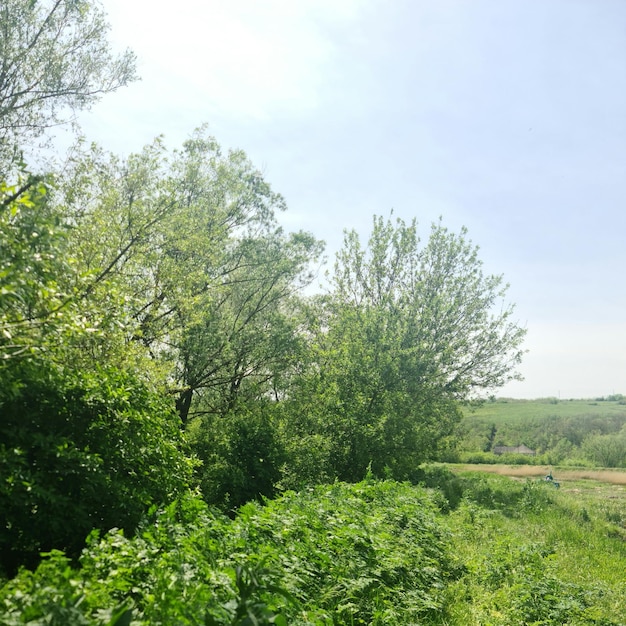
464, 396, 626, 424
442, 467, 626, 625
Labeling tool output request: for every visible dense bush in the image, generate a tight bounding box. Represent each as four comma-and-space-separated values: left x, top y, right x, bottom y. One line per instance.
2, 473, 624, 624
0, 361, 195, 576
582, 431, 626, 468
458, 451, 539, 465
188, 405, 286, 510
0, 481, 459, 625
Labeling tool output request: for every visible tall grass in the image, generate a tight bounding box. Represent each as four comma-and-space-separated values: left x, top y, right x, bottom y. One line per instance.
441, 469, 626, 625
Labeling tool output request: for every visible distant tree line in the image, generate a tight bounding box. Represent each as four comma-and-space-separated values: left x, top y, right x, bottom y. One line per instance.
455, 407, 626, 468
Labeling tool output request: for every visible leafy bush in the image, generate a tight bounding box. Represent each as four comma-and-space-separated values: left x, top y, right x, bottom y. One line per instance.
188, 405, 286, 510
2, 472, 624, 624
0, 481, 458, 624
0, 361, 194, 575
414, 464, 465, 511
233, 480, 460, 623
582, 432, 626, 468
458, 451, 499, 464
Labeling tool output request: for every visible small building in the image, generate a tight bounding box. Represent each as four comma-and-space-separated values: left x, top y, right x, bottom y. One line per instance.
492, 445, 536, 456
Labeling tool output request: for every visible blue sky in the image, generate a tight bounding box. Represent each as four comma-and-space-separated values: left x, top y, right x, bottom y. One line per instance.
71, 0, 626, 399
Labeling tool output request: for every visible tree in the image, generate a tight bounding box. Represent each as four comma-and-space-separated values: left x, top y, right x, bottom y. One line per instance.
582, 431, 626, 468
0, 170, 153, 373
174, 229, 323, 424
284, 216, 526, 482
0, 174, 78, 360
0, 0, 136, 167
189, 403, 286, 510
56, 130, 324, 424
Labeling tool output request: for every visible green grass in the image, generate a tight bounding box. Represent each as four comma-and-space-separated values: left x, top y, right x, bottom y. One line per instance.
441, 469, 626, 625
464, 396, 626, 424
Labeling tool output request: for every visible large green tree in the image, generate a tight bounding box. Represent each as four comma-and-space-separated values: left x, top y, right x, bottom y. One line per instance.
57, 130, 324, 425
0, 180, 195, 575
0, 0, 136, 167
0, 174, 81, 360
284, 216, 526, 482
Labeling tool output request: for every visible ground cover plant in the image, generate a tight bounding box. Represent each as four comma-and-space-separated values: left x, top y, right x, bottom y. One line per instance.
1, 471, 625, 625
441, 468, 626, 625
0, 480, 459, 625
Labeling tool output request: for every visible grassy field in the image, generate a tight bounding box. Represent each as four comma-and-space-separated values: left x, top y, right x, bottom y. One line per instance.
453, 464, 626, 484
441, 467, 626, 625
457, 396, 626, 466
464, 396, 626, 424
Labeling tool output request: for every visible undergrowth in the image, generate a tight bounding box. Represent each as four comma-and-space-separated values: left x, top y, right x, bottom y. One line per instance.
1, 471, 624, 625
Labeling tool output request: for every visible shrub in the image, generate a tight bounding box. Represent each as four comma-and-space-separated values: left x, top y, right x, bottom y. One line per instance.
414, 464, 465, 511
582, 432, 626, 468
0, 481, 458, 624
188, 404, 286, 510
0, 361, 194, 575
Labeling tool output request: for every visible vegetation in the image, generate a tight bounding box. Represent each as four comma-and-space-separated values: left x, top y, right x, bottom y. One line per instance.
1, 472, 624, 624
1, 20, 526, 572
0, 0, 136, 168
0, 360, 194, 576
4, 1, 622, 624
275, 217, 525, 484
456, 397, 626, 467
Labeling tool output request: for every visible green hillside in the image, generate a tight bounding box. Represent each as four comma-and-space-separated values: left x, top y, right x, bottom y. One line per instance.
465, 395, 626, 423
456, 396, 626, 467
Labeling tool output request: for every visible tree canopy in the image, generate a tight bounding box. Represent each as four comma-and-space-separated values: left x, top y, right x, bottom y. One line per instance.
0, 0, 136, 167
55, 130, 325, 424
279, 216, 526, 482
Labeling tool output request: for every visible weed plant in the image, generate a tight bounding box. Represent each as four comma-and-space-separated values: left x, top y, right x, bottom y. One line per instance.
441, 470, 626, 625
1, 471, 624, 625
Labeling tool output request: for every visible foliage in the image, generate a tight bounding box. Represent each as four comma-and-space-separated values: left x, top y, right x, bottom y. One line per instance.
0, 360, 194, 576
444, 470, 626, 625
0, 481, 458, 625
281, 216, 526, 483
0, 0, 136, 167
57, 132, 324, 425
188, 404, 286, 510
2, 473, 625, 624
582, 431, 626, 468
0, 175, 73, 360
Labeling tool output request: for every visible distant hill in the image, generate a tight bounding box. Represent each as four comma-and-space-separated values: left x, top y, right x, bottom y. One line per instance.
464, 395, 626, 424
455, 396, 626, 467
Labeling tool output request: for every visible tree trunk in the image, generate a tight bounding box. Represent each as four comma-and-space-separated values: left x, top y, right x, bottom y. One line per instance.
176, 388, 193, 427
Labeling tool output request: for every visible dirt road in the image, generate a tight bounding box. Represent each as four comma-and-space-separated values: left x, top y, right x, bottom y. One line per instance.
454, 464, 626, 485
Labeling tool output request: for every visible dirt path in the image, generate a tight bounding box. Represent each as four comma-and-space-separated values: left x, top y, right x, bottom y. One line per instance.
454, 464, 626, 485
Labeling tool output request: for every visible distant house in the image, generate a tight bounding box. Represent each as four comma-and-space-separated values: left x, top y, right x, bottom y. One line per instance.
492, 445, 536, 456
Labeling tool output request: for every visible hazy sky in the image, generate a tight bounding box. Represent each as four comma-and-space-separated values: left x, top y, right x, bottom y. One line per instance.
70, 0, 625, 399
